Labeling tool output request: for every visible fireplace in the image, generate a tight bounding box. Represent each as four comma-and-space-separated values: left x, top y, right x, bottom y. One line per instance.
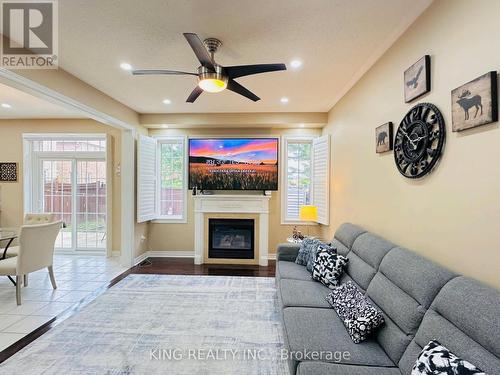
208, 218, 254, 259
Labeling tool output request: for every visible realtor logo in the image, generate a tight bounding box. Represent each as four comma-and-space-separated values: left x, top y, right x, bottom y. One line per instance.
1, 0, 58, 68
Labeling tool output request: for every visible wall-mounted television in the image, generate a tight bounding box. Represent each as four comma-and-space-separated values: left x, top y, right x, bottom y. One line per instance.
189, 138, 279, 191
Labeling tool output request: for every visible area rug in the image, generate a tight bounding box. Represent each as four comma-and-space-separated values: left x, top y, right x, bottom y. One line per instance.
0, 275, 289, 374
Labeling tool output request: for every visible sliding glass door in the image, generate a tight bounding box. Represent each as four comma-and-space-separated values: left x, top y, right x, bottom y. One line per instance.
76, 160, 107, 250
30, 136, 107, 254
41, 159, 73, 249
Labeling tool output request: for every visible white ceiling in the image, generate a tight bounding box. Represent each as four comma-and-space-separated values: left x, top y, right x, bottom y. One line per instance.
58, 0, 432, 114
0, 83, 84, 119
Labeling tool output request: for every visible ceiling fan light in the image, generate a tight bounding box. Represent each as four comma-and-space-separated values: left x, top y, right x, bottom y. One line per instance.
199, 78, 227, 93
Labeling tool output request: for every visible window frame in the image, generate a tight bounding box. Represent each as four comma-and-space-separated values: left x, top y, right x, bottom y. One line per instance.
281, 135, 316, 225
152, 135, 188, 223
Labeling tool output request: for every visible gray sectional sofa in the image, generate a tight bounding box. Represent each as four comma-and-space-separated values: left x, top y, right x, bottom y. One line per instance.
276, 223, 500, 375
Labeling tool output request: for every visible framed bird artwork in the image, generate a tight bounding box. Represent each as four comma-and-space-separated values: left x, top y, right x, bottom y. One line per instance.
404, 55, 431, 103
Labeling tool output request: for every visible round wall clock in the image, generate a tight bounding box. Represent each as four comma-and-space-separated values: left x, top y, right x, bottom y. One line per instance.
394, 103, 445, 178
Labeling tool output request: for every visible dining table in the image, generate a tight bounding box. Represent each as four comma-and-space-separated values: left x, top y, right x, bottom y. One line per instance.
0, 228, 18, 285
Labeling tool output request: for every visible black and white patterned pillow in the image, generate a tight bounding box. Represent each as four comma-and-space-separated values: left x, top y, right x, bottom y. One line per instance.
295, 238, 320, 266
412, 340, 487, 375
306, 242, 336, 273
326, 281, 384, 343
312, 249, 348, 289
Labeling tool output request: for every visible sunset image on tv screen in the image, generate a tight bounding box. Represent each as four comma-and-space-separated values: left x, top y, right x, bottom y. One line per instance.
189, 138, 278, 190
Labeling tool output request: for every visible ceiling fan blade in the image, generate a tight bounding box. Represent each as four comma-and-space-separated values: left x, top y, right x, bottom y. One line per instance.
224, 63, 286, 79
186, 86, 204, 103
183, 33, 216, 71
227, 79, 260, 102
132, 69, 197, 76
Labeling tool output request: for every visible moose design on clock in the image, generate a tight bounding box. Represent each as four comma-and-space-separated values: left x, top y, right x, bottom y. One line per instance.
394, 103, 445, 178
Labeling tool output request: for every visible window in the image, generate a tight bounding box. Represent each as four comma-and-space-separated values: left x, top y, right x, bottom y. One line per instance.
282, 137, 313, 223
158, 138, 186, 220
137, 135, 187, 223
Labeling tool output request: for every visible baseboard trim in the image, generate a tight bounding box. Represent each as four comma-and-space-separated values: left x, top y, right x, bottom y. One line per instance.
149, 250, 195, 258
134, 251, 195, 264
267, 254, 276, 260
111, 251, 120, 257
133, 252, 149, 266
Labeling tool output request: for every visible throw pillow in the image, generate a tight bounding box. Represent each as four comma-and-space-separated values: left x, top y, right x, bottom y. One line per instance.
306, 242, 336, 273
294, 238, 315, 266
312, 249, 348, 289
411, 340, 487, 375
326, 281, 384, 343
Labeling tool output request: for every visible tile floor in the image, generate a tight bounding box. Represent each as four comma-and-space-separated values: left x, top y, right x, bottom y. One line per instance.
0, 254, 127, 351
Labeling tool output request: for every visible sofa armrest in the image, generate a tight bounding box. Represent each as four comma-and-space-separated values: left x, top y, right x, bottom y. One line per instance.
276, 243, 301, 262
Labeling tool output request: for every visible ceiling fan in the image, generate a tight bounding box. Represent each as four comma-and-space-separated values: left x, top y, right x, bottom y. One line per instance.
131, 33, 287, 103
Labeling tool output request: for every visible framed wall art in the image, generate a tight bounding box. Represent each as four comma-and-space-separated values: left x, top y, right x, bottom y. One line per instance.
451, 71, 498, 132
376, 122, 393, 153
404, 55, 431, 103
0, 162, 18, 182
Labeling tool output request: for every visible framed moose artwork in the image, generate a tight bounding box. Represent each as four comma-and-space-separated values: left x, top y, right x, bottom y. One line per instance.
451, 71, 498, 132
375, 122, 393, 153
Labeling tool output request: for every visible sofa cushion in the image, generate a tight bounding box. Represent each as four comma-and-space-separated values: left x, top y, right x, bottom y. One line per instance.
367, 247, 456, 364
283, 307, 395, 368
399, 277, 500, 375
333, 223, 366, 249
330, 238, 349, 256
277, 243, 301, 262
326, 281, 385, 343
280, 279, 331, 309
277, 261, 312, 282
297, 362, 400, 375
346, 232, 396, 290
411, 340, 486, 375
312, 250, 348, 289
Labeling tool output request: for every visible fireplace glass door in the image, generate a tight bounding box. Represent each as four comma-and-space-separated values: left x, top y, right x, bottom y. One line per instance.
208, 219, 254, 259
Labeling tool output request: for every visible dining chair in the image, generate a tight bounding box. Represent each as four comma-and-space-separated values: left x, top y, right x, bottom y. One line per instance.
24, 213, 57, 225
0, 221, 62, 305
3, 213, 57, 260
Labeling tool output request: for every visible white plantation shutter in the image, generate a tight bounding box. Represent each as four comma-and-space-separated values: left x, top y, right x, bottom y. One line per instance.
312, 135, 330, 225
137, 135, 157, 222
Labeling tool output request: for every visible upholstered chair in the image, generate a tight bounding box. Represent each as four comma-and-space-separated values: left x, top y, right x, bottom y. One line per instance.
0, 221, 62, 305
4, 213, 57, 260
24, 213, 57, 225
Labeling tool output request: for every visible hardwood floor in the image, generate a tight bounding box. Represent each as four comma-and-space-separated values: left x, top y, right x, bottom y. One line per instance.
0, 257, 276, 364
124, 257, 275, 278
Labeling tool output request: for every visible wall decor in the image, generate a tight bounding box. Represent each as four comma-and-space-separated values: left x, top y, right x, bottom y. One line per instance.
0, 162, 18, 182
404, 55, 431, 103
394, 103, 445, 179
375, 122, 393, 153
451, 71, 498, 132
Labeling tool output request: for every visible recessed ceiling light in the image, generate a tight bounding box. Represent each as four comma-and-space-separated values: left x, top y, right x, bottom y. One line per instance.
120, 62, 132, 71
280, 97, 289, 104
161, 124, 169, 129
1, 103, 11, 108
290, 60, 302, 69
162, 99, 172, 105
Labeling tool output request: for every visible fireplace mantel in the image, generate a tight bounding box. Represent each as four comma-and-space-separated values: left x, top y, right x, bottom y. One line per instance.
193, 194, 271, 265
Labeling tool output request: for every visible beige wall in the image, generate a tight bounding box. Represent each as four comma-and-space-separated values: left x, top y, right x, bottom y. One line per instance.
322, 0, 500, 288
147, 127, 322, 254
0, 119, 122, 252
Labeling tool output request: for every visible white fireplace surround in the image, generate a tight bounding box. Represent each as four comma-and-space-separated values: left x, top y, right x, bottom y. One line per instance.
194, 194, 271, 266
